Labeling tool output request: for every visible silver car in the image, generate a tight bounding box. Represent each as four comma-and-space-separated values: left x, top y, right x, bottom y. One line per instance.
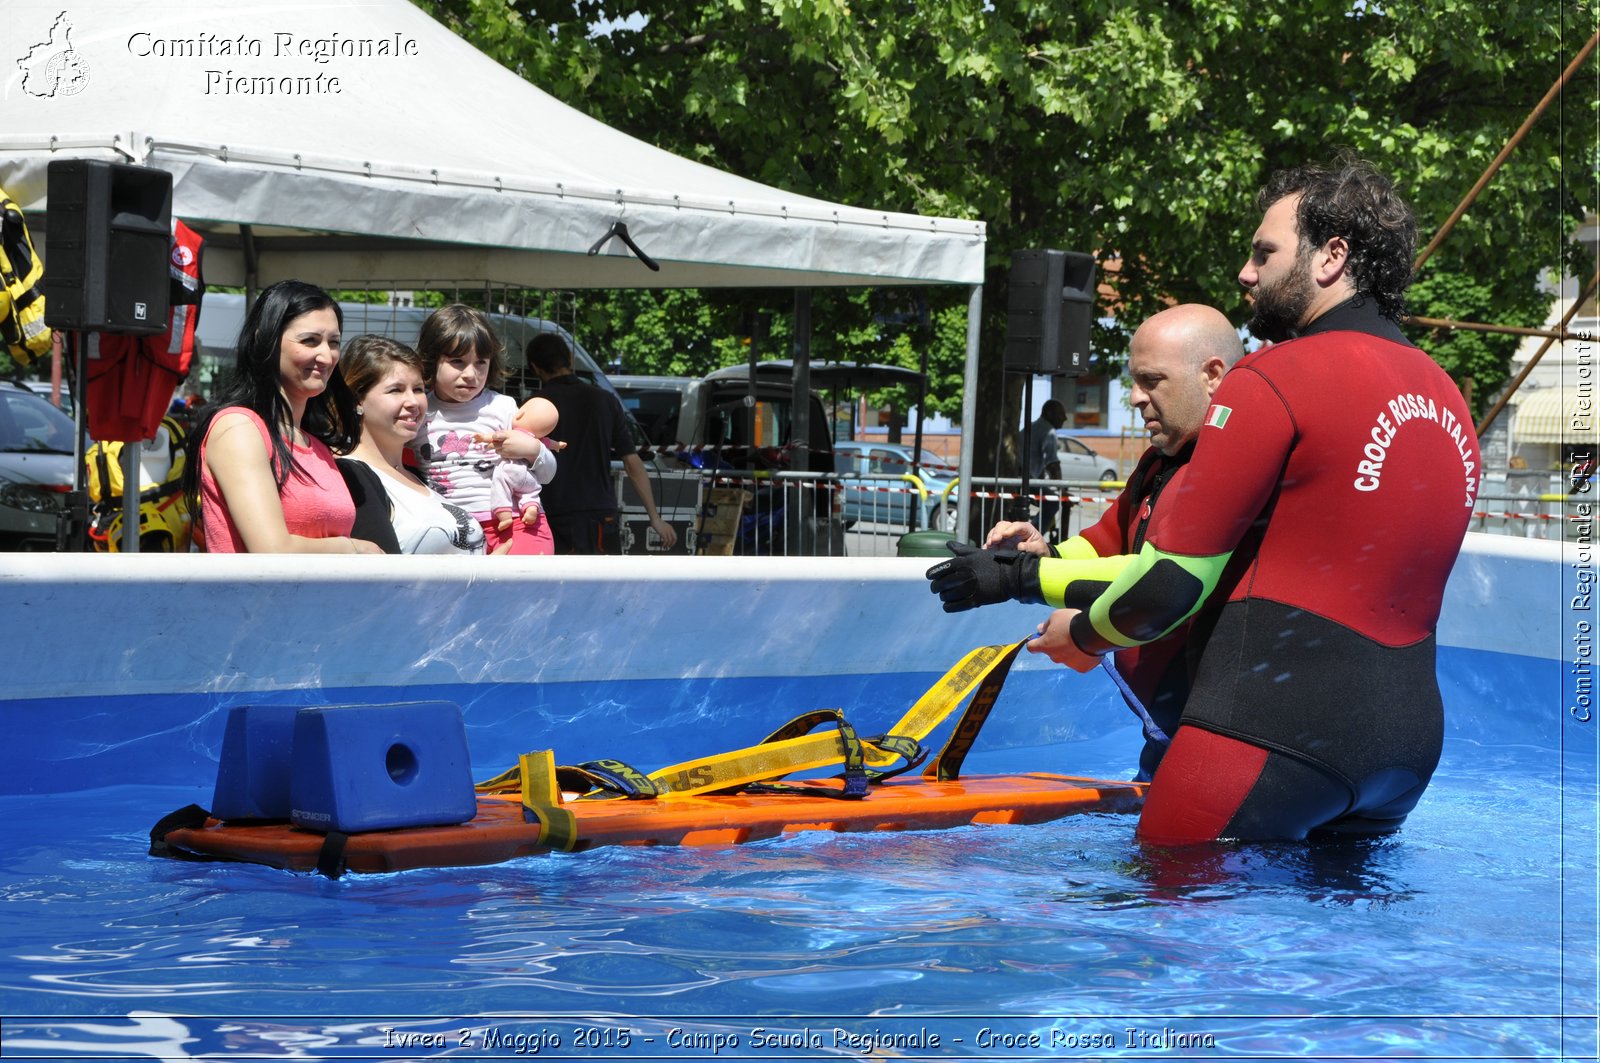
0, 383, 77, 550
1053, 434, 1120, 482
834, 440, 958, 530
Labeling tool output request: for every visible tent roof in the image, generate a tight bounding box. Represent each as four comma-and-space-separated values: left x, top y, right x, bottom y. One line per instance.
0, 0, 985, 290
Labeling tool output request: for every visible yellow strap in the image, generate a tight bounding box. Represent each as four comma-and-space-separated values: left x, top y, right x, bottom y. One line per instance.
646, 728, 885, 800
923, 639, 1026, 781
475, 763, 522, 794
879, 643, 1021, 744
519, 750, 577, 851
475, 642, 1023, 801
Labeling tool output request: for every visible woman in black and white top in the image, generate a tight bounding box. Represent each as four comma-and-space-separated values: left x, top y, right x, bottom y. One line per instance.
336, 335, 486, 555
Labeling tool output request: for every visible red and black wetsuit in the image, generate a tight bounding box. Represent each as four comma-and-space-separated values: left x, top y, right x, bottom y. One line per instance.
1070, 298, 1480, 843
1055, 441, 1216, 781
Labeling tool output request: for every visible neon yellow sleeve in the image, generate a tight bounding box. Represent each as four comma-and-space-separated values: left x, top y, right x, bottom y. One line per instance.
1074, 542, 1232, 652
1036, 550, 1137, 608
1050, 535, 1100, 561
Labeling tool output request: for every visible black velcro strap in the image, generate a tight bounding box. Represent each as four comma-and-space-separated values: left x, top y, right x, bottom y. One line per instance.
315, 831, 350, 880
148, 804, 212, 859
569, 759, 659, 800
759, 708, 851, 745
834, 717, 869, 798
861, 733, 926, 783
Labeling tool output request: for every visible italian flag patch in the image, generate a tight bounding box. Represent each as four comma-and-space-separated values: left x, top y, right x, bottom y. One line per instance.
1204, 405, 1232, 429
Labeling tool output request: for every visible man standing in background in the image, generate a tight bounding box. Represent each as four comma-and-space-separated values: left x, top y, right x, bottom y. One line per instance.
1028, 398, 1068, 538
527, 333, 678, 555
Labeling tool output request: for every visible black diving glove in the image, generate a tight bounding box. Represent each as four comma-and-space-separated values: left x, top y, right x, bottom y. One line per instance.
924, 540, 1045, 613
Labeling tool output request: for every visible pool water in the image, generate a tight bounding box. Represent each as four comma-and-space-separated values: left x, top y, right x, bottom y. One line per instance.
1, 716, 1594, 1060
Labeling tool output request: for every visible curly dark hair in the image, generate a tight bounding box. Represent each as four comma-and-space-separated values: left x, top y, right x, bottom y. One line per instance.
1256, 154, 1416, 321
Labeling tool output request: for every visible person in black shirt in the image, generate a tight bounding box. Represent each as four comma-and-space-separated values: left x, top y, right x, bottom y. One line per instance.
526, 333, 678, 554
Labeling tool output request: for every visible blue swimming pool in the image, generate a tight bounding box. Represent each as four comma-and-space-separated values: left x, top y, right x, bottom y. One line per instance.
0, 541, 1594, 1058
0, 658, 1593, 1059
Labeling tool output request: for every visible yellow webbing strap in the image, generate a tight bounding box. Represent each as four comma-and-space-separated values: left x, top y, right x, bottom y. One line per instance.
561, 759, 660, 800
924, 638, 1027, 781
519, 750, 577, 851
475, 763, 522, 794
646, 713, 875, 800
474, 641, 1027, 800
880, 641, 1024, 747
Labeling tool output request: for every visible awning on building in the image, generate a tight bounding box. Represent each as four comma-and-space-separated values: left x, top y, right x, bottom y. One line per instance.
1513, 389, 1597, 445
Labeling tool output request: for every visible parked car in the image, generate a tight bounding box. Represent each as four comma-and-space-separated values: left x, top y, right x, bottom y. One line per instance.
1054, 434, 1119, 482
610, 368, 837, 474
0, 381, 78, 550
834, 440, 958, 530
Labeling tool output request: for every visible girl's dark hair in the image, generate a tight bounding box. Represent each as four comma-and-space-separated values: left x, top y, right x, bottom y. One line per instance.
416, 304, 505, 393
182, 280, 356, 515
1256, 153, 1417, 322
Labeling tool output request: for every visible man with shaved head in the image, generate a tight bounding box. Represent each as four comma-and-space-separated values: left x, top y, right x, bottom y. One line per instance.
927, 303, 1245, 779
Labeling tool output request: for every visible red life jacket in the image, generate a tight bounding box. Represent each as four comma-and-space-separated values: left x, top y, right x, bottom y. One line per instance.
85, 219, 204, 442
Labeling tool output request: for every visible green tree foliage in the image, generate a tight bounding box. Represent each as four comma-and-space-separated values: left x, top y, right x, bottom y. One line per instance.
1407, 270, 1554, 419
412, 0, 1595, 470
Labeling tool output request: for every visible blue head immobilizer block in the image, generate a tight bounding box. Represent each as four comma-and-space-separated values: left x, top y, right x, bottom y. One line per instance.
290, 701, 477, 833
211, 704, 301, 821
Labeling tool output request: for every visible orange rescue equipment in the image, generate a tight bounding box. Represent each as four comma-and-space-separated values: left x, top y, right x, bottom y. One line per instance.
154, 774, 1146, 875
151, 640, 1147, 877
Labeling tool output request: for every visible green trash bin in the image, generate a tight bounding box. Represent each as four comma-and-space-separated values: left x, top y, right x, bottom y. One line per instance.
896, 529, 960, 557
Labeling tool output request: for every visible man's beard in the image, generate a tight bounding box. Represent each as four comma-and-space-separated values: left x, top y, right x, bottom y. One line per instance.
1247, 254, 1315, 343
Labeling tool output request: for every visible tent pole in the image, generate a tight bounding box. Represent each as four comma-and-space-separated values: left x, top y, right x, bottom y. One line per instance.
240, 224, 259, 304
792, 290, 812, 473
912, 345, 928, 483
59, 331, 89, 552
120, 437, 140, 553
956, 284, 983, 541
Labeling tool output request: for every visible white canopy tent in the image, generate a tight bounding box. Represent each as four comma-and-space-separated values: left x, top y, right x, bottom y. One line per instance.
0, 0, 985, 291
0, 0, 990, 544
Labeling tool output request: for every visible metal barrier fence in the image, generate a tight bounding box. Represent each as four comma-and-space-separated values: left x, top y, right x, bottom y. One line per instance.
618, 465, 1592, 555
1469, 491, 1586, 540
616, 467, 1125, 557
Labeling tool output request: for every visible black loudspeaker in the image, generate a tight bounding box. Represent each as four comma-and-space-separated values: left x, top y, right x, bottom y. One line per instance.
43, 160, 172, 334
1003, 249, 1096, 375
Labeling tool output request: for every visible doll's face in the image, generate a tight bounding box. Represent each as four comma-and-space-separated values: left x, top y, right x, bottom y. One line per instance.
520, 397, 559, 435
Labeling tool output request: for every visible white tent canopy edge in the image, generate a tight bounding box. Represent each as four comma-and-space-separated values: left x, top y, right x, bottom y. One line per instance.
0, 0, 986, 290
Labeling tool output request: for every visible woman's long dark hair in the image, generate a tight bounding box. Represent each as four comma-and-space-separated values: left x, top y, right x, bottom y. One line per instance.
182, 281, 356, 515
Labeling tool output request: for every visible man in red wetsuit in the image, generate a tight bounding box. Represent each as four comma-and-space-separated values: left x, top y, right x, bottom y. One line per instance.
928, 304, 1245, 781
1056, 158, 1478, 844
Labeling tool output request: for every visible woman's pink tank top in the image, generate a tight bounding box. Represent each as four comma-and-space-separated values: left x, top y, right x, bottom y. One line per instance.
198, 406, 354, 552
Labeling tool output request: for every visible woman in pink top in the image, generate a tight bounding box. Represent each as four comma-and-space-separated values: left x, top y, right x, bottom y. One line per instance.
182, 280, 384, 554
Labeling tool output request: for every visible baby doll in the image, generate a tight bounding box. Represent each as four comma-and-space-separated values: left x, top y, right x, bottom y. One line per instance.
479, 396, 563, 537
